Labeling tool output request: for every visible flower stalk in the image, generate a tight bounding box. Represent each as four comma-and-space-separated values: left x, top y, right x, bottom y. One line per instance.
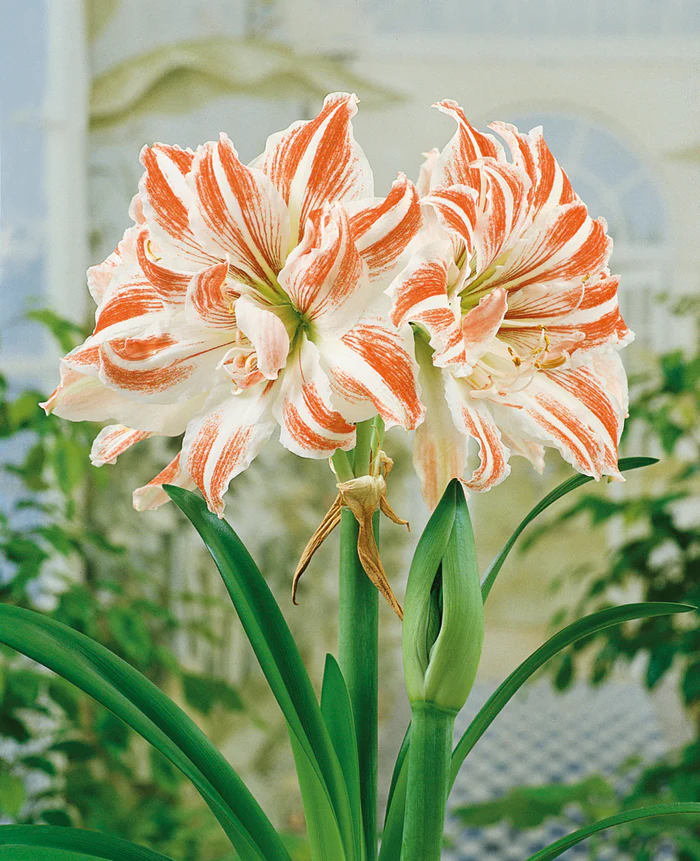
401, 702, 456, 861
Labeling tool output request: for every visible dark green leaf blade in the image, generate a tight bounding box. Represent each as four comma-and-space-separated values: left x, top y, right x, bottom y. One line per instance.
165, 486, 356, 860
321, 654, 363, 861
0, 825, 175, 860
0, 605, 286, 861
450, 602, 695, 787
481, 457, 658, 602
523, 803, 700, 861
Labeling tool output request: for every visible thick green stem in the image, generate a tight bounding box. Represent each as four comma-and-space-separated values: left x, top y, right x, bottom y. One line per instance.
401, 702, 455, 861
339, 507, 379, 861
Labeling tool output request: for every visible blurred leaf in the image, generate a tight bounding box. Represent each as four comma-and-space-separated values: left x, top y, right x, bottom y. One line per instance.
40, 810, 73, 827
51, 740, 97, 762
0, 824, 176, 859
90, 37, 401, 131
453, 775, 616, 828
181, 673, 244, 716
25, 310, 86, 354
0, 773, 25, 817
23, 755, 57, 776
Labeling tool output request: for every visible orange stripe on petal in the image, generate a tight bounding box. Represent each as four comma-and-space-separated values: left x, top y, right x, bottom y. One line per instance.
90, 424, 151, 466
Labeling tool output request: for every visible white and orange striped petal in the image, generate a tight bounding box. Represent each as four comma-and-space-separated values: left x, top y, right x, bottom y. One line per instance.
182, 381, 277, 516
189, 134, 290, 291
444, 375, 511, 492
389, 240, 467, 370
235, 295, 290, 380
345, 173, 422, 283
412, 337, 468, 510
274, 337, 355, 458
90, 425, 152, 466
255, 92, 373, 241
138, 143, 210, 268
133, 453, 197, 511
320, 316, 425, 430
42, 365, 205, 434
431, 100, 505, 189
279, 203, 372, 341
496, 353, 627, 480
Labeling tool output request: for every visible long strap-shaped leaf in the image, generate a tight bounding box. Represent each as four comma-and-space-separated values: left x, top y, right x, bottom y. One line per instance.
450, 601, 694, 786
0, 825, 175, 860
481, 457, 658, 601
0, 605, 287, 861
523, 803, 700, 861
321, 655, 365, 861
166, 486, 358, 861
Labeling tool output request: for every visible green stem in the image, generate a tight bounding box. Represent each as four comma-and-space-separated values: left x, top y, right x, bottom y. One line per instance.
339, 507, 379, 861
401, 702, 455, 861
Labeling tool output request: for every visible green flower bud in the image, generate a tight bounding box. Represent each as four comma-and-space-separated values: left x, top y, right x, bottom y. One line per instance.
403, 479, 484, 712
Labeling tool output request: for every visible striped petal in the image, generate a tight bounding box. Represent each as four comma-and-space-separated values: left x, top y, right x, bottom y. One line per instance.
320, 316, 425, 430
255, 92, 373, 241
99, 319, 234, 404
483, 202, 612, 294
515, 274, 632, 352
138, 143, 209, 266
135, 228, 193, 304
468, 158, 532, 278
431, 100, 505, 189
422, 184, 477, 253
462, 288, 508, 366
489, 121, 577, 221
345, 173, 422, 282
133, 453, 197, 512
274, 337, 355, 458
185, 262, 233, 329
235, 295, 290, 380
413, 336, 468, 510
90, 424, 152, 466
182, 382, 277, 515
389, 240, 468, 370
497, 353, 627, 480
42, 366, 205, 434
444, 375, 511, 492
279, 203, 372, 340
189, 134, 290, 290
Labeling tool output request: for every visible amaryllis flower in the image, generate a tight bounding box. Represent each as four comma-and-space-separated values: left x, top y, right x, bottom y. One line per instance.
43, 93, 424, 515
390, 101, 633, 509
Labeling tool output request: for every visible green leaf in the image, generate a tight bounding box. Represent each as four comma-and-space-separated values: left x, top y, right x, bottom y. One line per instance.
0, 824, 176, 860
523, 803, 700, 861
25, 310, 86, 354
480, 457, 659, 602
166, 485, 357, 861
377, 752, 408, 861
320, 655, 363, 861
383, 724, 410, 834
289, 732, 347, 861
0, 604, 287, 861
450, 602, 695, 788
182, 672, 245, 716
0, 773, 25, 817
453, 775, 616, 828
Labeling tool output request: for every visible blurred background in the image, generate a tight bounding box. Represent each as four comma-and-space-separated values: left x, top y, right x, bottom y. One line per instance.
0, 1, 698, 858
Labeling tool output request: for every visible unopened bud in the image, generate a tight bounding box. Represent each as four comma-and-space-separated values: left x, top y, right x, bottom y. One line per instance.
403, 479, 484, 711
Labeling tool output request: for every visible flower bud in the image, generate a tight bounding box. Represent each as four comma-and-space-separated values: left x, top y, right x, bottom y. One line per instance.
403, 479, 484, 711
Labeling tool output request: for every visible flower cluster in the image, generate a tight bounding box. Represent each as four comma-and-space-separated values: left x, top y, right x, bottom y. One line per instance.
44, 93, 631, 515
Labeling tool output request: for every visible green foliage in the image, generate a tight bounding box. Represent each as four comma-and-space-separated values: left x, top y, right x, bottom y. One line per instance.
453, 775, 617, 828
516, 339, 700, 858
0, 320, 246, 858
